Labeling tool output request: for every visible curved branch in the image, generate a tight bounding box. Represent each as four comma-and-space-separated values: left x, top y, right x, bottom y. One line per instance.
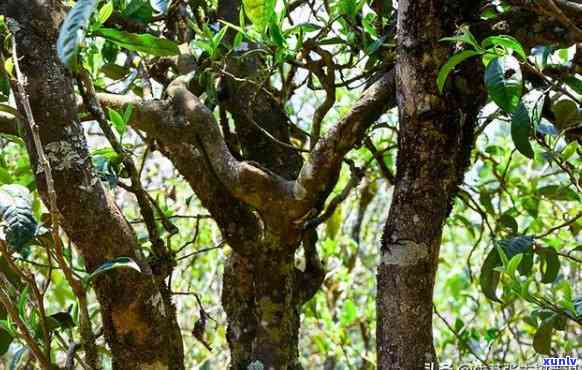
165, 78, 297, 213
293, 70, 396, 215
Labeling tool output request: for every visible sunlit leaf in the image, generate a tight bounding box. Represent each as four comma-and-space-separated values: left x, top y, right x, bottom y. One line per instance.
57, 0, 99, 68
484, 56, 523, 113
481, 35, 527, 60
94, 28, 180, 56
88, 257, 142, 281
340, 299, 357, 325
150, 0, 169, 13
107, 107, 127, 136
97, 1, 114, 26
437, 50, 481, 93
242, 0, 276, 31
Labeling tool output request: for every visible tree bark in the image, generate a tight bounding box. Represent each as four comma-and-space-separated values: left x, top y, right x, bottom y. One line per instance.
1, 2, 184, 369
376, 1, 486, 369
221, 229, 323, 370
222, 247, 302, 369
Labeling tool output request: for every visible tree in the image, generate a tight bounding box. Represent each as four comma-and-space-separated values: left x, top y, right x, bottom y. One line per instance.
1, 0, 393, 368
377, 2, 486, 368
378, 0, 581, 369
0, 0, 580, 369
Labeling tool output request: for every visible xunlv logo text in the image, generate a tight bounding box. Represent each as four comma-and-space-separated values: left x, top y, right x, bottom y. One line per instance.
542, 356, 578, 366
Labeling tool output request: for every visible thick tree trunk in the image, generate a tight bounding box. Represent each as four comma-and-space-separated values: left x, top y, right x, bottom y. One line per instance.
2, 2, 184, 369
376, 1, 485, 369
222, 232, 320, 370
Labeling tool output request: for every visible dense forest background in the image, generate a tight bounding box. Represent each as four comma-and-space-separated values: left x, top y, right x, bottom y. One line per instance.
0, 0, 580, 369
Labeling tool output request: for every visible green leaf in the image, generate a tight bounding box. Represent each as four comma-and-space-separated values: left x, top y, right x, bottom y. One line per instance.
0, 325, 12, 356
101, 63, 129, 80
497, 213, 518, 234
0, 185, 38, 252
242, 0, 276, 31
574, 297, 582, 317
481, 35, 527, 60
440, 27, 481, 50
97, 1, 114, 26
536, 247, 560, 284
340, 299, 357, 325
506, 253, 523, 276
533, 318, 553, 354
107, 107, 127, 136
123, 0, 154, 22
150, 0, 169, 13
283, 22, 320, 36
269, 21, 285, 48
511, 90, 545, 158
480, 236, 534, 301
87, 257, 142, 281
46, 312, 75, 332
564, 76, 582, 95
123, 104, 134, 125
0, 302, 12, 356
17, 287, 28, 318
484, 56, 523, 113
480, 248, 502, 302
518, 252, 534, 276
537, 185, 579, 201
551, 97, 581, 130
437, 50, 481, 93
94, 28, 180, 56
57, 0, 100, 68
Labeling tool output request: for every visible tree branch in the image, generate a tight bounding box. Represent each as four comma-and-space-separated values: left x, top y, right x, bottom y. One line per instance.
294, 70, 396, 215
164, 76, 298, 214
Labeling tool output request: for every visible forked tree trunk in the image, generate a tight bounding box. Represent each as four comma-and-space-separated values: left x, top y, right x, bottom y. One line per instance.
376, 1, 485, 369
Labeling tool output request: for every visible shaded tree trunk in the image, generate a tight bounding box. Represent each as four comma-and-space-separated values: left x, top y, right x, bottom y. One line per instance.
222, 229, 323, 369
377, 1, 486, 369
223, 248, 302, 369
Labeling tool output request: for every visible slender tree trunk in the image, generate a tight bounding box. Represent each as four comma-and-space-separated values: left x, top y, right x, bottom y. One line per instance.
376, 1, 485, 369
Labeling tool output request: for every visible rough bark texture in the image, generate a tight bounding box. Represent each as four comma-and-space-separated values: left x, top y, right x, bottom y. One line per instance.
0, 2, 184, 369
2, 0, 397, 367
377, 1, 486, 369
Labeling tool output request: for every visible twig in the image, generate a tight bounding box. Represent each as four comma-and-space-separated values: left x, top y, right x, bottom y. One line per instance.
535, 211, 582, 239
537, 0, 582, 41
0, 279, 52, 370
65, 342, 82, 370
364, 136, 395, 184
10, 35, 99, 369
304, 160, 365, 229
129, 214, 212, 224
78, 70, 169, 260
433, 304, 490, 368
176, 241, 225, 261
